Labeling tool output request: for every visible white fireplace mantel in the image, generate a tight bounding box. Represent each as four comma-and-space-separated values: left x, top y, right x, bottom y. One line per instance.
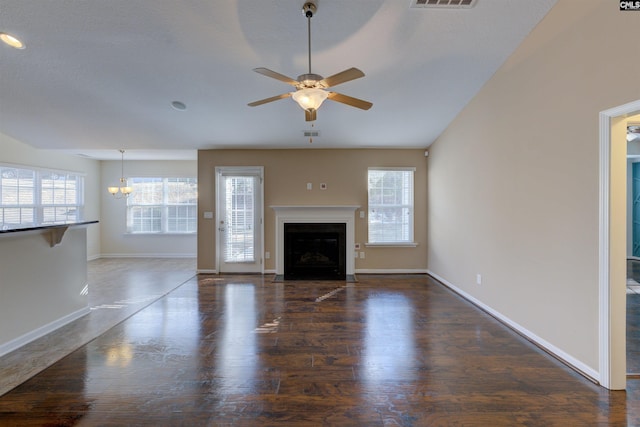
271, 205, 359, 276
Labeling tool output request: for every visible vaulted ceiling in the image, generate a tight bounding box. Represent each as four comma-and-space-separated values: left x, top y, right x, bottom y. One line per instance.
0, 0, 557, 160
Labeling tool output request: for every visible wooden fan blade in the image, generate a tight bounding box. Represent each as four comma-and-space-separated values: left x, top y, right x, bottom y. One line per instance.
305, 109, 317, 122
318, 67, 365, 88
253, 68, 299, 86
248, 93, 292, 107
327, 92, 373, 110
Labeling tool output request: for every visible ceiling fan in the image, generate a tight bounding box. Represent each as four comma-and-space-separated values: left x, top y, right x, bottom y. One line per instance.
248, 0, 372, 122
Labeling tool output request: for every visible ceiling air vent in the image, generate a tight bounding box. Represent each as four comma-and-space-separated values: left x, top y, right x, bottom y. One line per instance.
411, 0, 477, 8
303, 130, 320, 138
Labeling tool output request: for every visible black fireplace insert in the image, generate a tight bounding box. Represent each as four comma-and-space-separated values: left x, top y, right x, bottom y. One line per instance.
284, 222, 346, 280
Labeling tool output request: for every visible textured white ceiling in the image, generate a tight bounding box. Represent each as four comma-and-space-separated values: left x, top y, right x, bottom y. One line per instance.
0, 0, 557, 160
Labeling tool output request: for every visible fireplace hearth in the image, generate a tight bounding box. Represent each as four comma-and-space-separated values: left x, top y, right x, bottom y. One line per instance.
284, 223, 346, 280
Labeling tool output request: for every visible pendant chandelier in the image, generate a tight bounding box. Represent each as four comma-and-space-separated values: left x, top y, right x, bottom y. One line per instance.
107, 149, 132, 198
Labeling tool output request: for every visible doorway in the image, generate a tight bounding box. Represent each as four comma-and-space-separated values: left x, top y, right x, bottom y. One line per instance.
215, 167, 264, 273
626, 121, 640, 376
600, 99, 640, 390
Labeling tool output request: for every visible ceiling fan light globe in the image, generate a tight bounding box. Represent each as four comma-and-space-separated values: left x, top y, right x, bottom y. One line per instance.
292, 88, 328, 111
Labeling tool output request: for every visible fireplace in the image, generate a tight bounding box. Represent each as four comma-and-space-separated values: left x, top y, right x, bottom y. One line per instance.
284, 223, 346, 280
271, 205, 359, 280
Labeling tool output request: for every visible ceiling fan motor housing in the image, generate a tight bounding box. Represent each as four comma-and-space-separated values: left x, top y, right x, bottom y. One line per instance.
303, 1, 317, 18
298, 73, 324, 88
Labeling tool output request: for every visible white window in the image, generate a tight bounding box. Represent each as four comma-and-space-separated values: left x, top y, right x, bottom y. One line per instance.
126, 177, 197, 234
0, 164, 84, 228
367, 167, 415, 245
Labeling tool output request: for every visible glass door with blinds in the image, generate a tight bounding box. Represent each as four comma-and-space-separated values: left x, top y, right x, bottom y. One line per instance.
216, 167, 264, 273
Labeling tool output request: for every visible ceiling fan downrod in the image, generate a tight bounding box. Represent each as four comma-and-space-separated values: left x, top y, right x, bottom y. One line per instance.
303, 1, 317, 75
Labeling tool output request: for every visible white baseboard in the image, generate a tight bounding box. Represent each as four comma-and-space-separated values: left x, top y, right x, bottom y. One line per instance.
0, 307, 91, 358
195, 270, 277, 275
100, 253, 197, 259
355, 269, 428, 274
426, 270, 600, 384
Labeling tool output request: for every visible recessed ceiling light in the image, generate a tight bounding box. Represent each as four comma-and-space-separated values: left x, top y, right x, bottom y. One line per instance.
0, 32, 25, 49
171, 101, 187, 111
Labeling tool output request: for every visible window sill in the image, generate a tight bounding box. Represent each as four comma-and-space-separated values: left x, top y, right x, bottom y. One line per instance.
365, 242, 418, 248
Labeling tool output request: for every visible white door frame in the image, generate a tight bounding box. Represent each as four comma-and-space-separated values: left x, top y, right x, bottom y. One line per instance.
215, 166, 264, 274
599, 99, 640, 389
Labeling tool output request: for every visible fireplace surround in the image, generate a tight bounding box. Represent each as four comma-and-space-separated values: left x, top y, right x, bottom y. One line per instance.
271, 205, 358, 280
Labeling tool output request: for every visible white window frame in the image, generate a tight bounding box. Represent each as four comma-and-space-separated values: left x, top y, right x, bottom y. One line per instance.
366, 167, 417, 247
0, 163, 85, 228
126, 177, 197, 234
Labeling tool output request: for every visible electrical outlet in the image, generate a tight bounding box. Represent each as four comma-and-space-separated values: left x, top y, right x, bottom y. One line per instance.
476, 274, 482, 285
360, 252, 365, 259
306, 183, 312, 190
265, 251, 270, 259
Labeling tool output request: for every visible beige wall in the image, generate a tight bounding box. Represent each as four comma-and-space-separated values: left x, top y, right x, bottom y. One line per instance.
1, 132, 101, 258
197, 149, 428, 272
427, 0, 640, 386
0, 227, 89, 355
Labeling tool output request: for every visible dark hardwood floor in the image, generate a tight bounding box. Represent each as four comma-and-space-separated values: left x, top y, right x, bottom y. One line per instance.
0, 274, 637, 426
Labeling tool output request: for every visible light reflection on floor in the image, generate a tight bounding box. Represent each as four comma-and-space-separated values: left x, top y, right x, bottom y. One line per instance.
86, 284, 202, 394
363, 293, 415, 383
217, 284, 258, 394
